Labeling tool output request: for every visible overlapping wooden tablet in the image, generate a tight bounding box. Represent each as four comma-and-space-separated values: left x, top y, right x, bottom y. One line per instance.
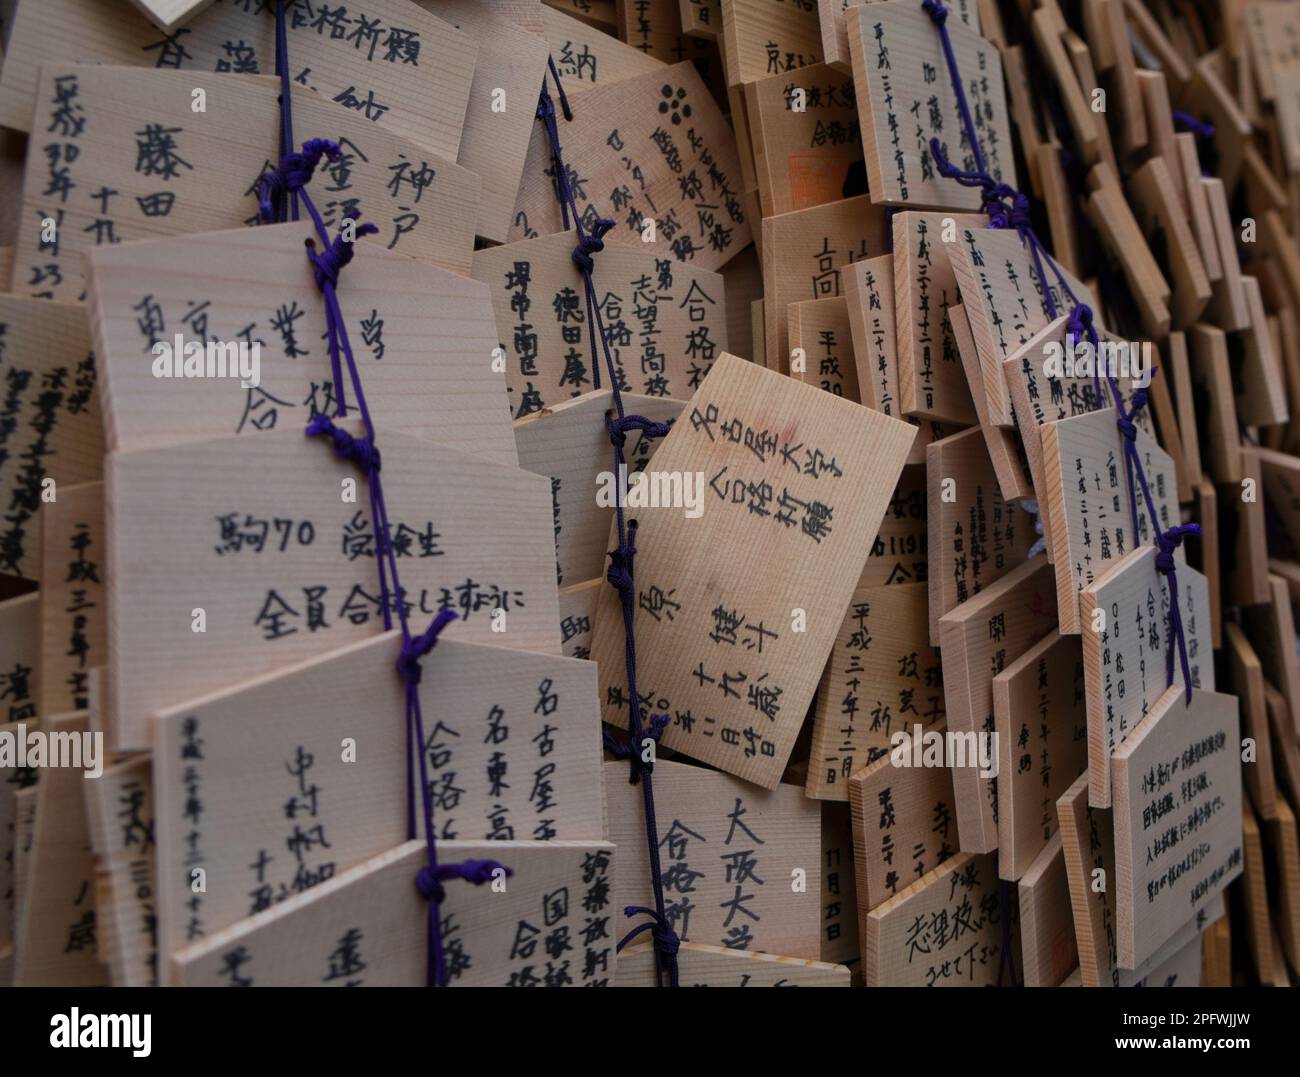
1017, 834, 1078, 987
152, 631, 602, 978
865, 850, 1013, 986
817, 0, 978, 71
938, 554, 1058, 854
544, 6, 666, 88
0, 0, 476, 159
0, 296, 103, 578
0, 594, 40, 725
510, 62, 750, 272
39, 481, 104, 717
590, 353, 916, 787
514, 390, 683, 586
88, 222, 515, 462
1079, 545, 1213, 808
16, 67, 479, 301
789, 296, 861, 401
846, 1, 1015, 209
557, 578, 600, 660
819, 800, 859, 972
0, 716, 40, 955
808, 581, 942, 799
1111, 686, 1243, 970
172, 838, 616, 986
605, 759, 820, 956
1246, 576, 1300, 737
618, 940, 850, 985
721, 0, 824, 86
475, 233, 727, 417
1226, 621, 1276, 821
107, 425, 561, 749
992, 630, 1087, 880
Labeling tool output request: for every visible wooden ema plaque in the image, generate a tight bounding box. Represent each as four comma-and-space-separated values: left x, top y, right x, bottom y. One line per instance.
0, 0, 476, 161
1017, 835, 1077, 987
543, 6, 666, 90
807, 580, 943, 800
510, 62, 751, 273
88, 221, 517, 463
938, 554, 1058, 854
0, 296, 103, 579
847, 725, 958, 914
1111, 686, 1243, 970
992, 630, 1088, 881
618, 941, 850, 985
948, 224, 1098, 428
16, 67, 479, 301
1079, 545, 1214, 809
893, 211, 982, 425
864, 850, 1015, 986
107, 425, 561, 749
153, 631, 603, 977
605, 759, 820, 956
857, 461, 928, 587
557, 578, 600, 660
846, 1, 1015, 210
1226, 622, 1276, 823
925, 426, 1036, 646
819, 800, 859, 973
789, 295, 862, 401
39, 481, 105, 717
590, 354, 915, 788
720, 0, 825, 87
513, 389, 683, 587
817, 0, 979, 71
0, 714, 40, 955
171, 839, 618, 986
474, 232, 728, 418
1041, 407, 1180, 633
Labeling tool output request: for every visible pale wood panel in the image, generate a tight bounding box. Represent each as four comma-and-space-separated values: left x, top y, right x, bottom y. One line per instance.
1226, 621, 1277, 821
1017, 833, 1077, 987
789, 295, 861, 401
557, 577, 600, 660
39, 481, 103, 716
0, 715, 40, 953
819, 799, 859, 975
721, 0, 824, 86
0, 594, 40, 723
618, 939, 849, 984
544, 6, 666, 88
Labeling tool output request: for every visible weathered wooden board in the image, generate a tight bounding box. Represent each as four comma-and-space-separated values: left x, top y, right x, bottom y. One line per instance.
591, 354, 916, 787
108, 425, 561, 749
606, 759, 820, 955
475, 232, 728, 417
16, 67, 480, 300
172, 839, 617, 986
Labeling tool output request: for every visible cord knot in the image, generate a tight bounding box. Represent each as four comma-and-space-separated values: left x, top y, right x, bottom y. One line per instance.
922, 0, 949, 26
618, 906, 682, 963
1155, 524, 1200, 575
573, 218, 615, 273
607, 413, 673, 449
416, 858, 510, 904
606, 539, 637, 602
308, 217, 379, 290
396, 609, 458, 685
305, 414, 381, 472
258, 138, 341, 223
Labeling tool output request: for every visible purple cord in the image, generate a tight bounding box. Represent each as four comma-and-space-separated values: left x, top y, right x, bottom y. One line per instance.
536, 64, 681, 987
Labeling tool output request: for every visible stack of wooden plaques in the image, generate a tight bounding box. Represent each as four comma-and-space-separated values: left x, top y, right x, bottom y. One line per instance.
0, 0, 1296, 990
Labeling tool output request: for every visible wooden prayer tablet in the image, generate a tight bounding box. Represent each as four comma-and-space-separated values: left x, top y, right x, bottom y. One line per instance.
1041, 407, 1179, 633
852, 462, 928, 589
1127, 157, 1211, 330
474, 232, 728, 418
1017, 833, 1077, 987
1175, 135, 1222, 285
127, 1, 217, 33
949, 300, 1034, 501
615, 0, 722, 83
992, 630, 1087, 881
1186, 323, 1241, 483
590, 353, 916, 788
744, 62, 860, 217
10, 785, 38, 953
510, 62, 750, 273
846, 1, 1015, 210
171, 838, 617, 986
1078, 545, 1213, 809
39, 481, 104, 717
513, 390, 683, 586
88, 222, 515, 463
1245, 1, 1300, 102
1203, 178, 1251, 332
947, 224, 1097, 428
721, 244, 762, 364
925, 426, 1035, 646
107, 424, 561, 750
1002, 316, 1155, 521
544, 6, 666, 88
864, 850, 1014, 986
789, 296, 861, 401
1231, 447, 1272, 609
1236, 275, 1291, 428
807, 581, 942, 800
1271, 798, 1300, 973
1266, 683, 1300, 806
720, 0, 824, 86
1111, 686, 1244, 970
1246, 576, 1300, 737
847, 724, 957, 915
543, 0, 617, 33
0, 0, 476, 160
1225, 622, 1276, 822
428, 0, 551, 244
681, 0, 723, 39
843, 254, 954, 466
0, 594, 40, 725
761, 195, 888, 370
16, 66, 480, 302
1258, 446, 1300, 547
557, 578, 600, 660
938, 554, 1058, 854
12, 712, 109, 987
817, 0, 978, 72
0, 295, 103, 579
1240, 796, 1281, 985
620, 940, 850, 986
0, 716, 40, 954
85, 755, 157, 986
893, 212, 981, 425
605, 759, 820, 956
819, 800, 859, 972
152, 630, 602, 974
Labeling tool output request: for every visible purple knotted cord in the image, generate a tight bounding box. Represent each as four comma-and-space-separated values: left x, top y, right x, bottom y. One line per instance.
537, 58, 681, 986
261, 4, 508, 988
921, 0, 1200, 705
